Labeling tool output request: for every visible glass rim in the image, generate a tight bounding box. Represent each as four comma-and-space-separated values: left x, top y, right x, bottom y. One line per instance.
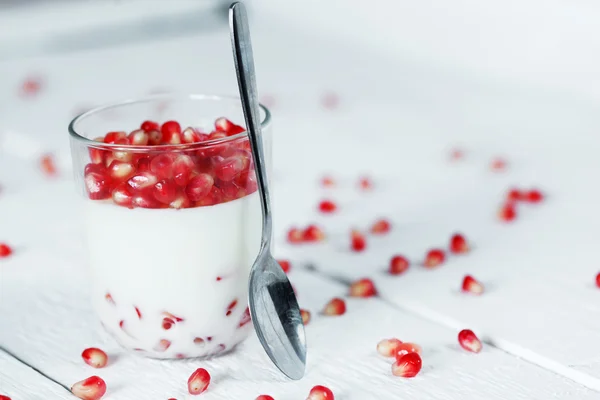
68, 93, 271, 150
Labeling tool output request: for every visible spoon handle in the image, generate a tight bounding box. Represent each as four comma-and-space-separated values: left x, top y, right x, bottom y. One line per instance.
230, 2, 272, 249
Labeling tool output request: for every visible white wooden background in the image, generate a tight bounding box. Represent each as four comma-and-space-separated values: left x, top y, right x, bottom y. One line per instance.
1, 1, 600, 399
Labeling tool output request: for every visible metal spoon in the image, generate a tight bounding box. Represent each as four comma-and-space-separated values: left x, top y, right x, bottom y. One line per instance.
229, 1, 307, 381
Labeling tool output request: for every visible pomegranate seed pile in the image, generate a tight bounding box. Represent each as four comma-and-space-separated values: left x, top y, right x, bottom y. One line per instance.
82, 118, 257, 209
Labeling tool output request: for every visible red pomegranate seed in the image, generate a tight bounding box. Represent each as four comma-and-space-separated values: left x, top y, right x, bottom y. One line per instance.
596, 273, 600, 288
162, 311, 184, 322
84, 165, 113, 200
214, 157, 245, 181
277, 260, 291, 273
322, 298, 346, 316
300, 309, 311, 325
118, 320, 124, 329
169, 191, 191, 209
462, 275, 484, 295
150, 154, 175, 179
132, 193, 162, 209
208, 131, 228, 141
81, 348, 108, 368
160, 121, 181, 144
108, 160, 135, 181
141, 120, 159, 132
104, 293, 115, 305
193, 337, 205, 346
307, 385, 335, 400
458, 329, 482, 353
392, 352, 422, 378
134, 307, 142, 319
358, 176, 372, 190
89, 140, 106, 164
182, 128, 202, 143
498, 203, 517, 222
524, 189, 544, 203
70, 376, 107, 400
172, 155, 194, 186
450, 148, 464, 160
215, 117, 245, 135
349, 278, 377, 297
226, 299, 238, 316
153, 179, 178, 204
490, 157, 507, 171
162, 317, 175, 330
206, 337, 213, 342
136, 156, 151, 172
104, 131, 126, 144
188, 368, 211, 395
128, 129, 149, 146
424, 249, 445, 268
370, 219, 391, 234
350, 230, 366, 252
321, 176, 335, 187
389, 255, 409, 275
256, 396, 275, 400
318, 200, 337, 213
450, 233, 469, 254
186, 173, 214, 201
238, 307, 252, 327
154, 339, 171, 352
148, 130, 162, 145
112, 183, 134, 208
21, 76, 42, 96
376, 338, 402, 357
40, 154, 58, 176
304, 225, 325, 242
0, 395, 11, 400
287, 227, 304, 243
395, 342, 423, 357
196, 186, 224, 206
507, 188, 524, 202
127, 172, 158, 191
0, 243, 13, 258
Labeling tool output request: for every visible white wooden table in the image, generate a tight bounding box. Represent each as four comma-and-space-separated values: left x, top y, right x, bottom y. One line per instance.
2, 1, 600, 399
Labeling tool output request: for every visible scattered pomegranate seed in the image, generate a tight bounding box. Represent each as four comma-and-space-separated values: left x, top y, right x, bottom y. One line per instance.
524, 189, 544, 203
287, 227, 304, 243
318, 200, 337, 213
193, 337, 205, 346
322, 298, 346, 316
392, 352, 422, 378
226, 299, 238, 316
358, 176, 372, 190
0, 243, 13, 258
304, 225, 325, 242
424, 249, 445, 268
349, 278, 377, 297
81, 348, 108, 368
458, 329, 482, 353
140, 120, 159, 132
162, 311, 184, 322
596, 273, 600, 288
188, 368, 211, 395
395, 342, 423, 357
321, 92, 340, 110
321, 176, 335, 187
507, 188, 524, 202
449, 233, 469, 254
490, 157, 507, 171
104, 293, 115, 305
134, 307, 142, 319
300, 309, 311, 325
238, 307, 252, 327
277, 260, 291, 273
21, 76, 42, 96
462, 275, 484, 295
40, 154, 58, 176
449, 148, 464, 161
0, 395, 11, 400
307, 385, 335, 400
154, 339, 171, 352
350, 230, 366, 252
70, 376, 107, 400
370, 219, 391, 234
389, 255, 409, 275
377, 338, 403, 357
256, 396, 275, 400
498, 203, 517, 222
162, 317, 175, 330
160, 121, 181, 143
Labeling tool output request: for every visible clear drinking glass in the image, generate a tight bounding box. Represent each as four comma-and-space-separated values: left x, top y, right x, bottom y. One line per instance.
68, 94, 271, 359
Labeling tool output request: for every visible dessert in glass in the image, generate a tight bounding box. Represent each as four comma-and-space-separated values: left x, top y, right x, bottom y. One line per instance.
68, 94, 271, 359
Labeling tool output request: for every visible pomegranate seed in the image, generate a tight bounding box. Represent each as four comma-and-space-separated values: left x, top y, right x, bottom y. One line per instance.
449, 148, 464, 160
153, 179, 178, 204
112, 183, 134, 208
104, 131, 126, 144
449, 233, 469, 254
167, 132, 182, 145
136, 156, 151, 172
208, 131, 228, 141
424, 249, 445, 268
40, 154, 58, 176
84, 165, 113, 200
349, 278, 377, 297
350, 230, 366, 252
524, 189, 544, 203
169, 191, 191, 209
81, 348, 108, 368
70, 376, 107, 400
238, 307, 252, 327
127, 172, 158, 191
307, 385, 335, 400
119, 320, 124, 329
377, 338, 402, 357
104, 293, 115, 305
214, 157, 245, 181
141, 120, 159, 132
458, 329, 482, 353
358, 176, 372, 190
318, 200, 337, 213
188, 368, 211, 395
150, 154, 175, 179
370, 219, 391, 234
256, 396, 275, 400
389, 255, 409, 275
215, 117, 245, 135
162, 317, 175, 330
108, 160, 135, 181
196, 186, 223, 206
277, 259, 291, 273
172, 155, 195, 186
596, 273, 600, 288
0, 395, 11, 400
89, 141, 106, 165
162, 311, 184, 322
321, 176, 335, 187
226, 299, 238, 316
186, 173, 214, 201
182, 128, 202, 143
287, 227, 304, 243
395, 342, 422, 357
490, 157, 507, 171
154, 339, 171, 352
206, 337, 213, 342
392, 352, 422, 378
194, 337, 205, 346
322, 298, 346, 316
132, 193, 162, 209
304, 225, 325, 242
498, 203, 517, 222
160, 121, 181, 144
134, 307, 142, 319
148, 130, 162, 145
21, 77, 42, 96
507, 188, 524, 202
128, 129, 149, 146
462, 275, 484, 295
300, 309, 311, 325
0, 243, 13, 258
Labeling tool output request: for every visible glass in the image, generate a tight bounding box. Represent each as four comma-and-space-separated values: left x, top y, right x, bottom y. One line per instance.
68, 94, 271, 359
